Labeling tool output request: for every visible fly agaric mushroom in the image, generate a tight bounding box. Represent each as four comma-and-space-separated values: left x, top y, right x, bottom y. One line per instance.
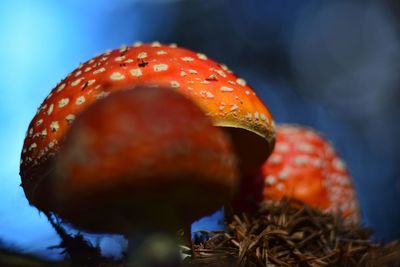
260, 124, 359, 221
53, 87, 238, 234
20, 42, 274, 213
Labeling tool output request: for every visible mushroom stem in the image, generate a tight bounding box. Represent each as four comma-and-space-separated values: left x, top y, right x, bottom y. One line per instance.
126, 229, 182, 267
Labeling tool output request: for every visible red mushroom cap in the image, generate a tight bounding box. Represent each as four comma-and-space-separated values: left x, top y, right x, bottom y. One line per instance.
261, 124, 359, 221
54, 87, 238, 233
20, 43, 275, 211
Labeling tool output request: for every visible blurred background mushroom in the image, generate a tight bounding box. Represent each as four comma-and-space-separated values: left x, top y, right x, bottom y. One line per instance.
1, 0, 399, 261
258, 124, 359, 222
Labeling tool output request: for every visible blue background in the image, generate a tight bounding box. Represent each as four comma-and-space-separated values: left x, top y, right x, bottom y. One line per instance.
1, 0, 399, 260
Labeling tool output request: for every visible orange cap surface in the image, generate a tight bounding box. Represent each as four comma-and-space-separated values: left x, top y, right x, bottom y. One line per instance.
20, 43, 275, 211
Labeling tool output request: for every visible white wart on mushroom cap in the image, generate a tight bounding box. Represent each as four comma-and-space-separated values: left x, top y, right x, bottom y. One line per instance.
20, 42, 275, 211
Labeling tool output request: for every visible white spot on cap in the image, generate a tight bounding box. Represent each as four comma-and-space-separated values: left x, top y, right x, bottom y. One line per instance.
151, 41, 161, 47
153, 64, 168, 72
37, 149, 45, 158
40, 129, 47, 137
124, 59, 134, 63
181, 57, 194, 62
119, 45, 128, 53
197, 53, 207, 60
254, 112, 259, 120
207, 74, 218, 81
110, 72, 125, 80
133, 41, 143, 47
96, 91, 110, 99
333, 158, 346, 171
260, 114, 267, 121
170, 81, 180, 88
278, 168, 291, 180
137, 52, 147, 59
50, 121, 59, 132
296, 143, 315, 153
205, 92, 214, 99
293, 155, 310, 166
76, 96, 85, 105
313, 158, 322, 168
276, 143, 290, 153
245, 90, 251, 96
84, 67, 92, 72
180, 71, 187, 77
130, 68, 142, 77
230, 104, 239, 111
36, 119, 43, 126
169, 43, 177, 48
47, 104, 54, 115
75, 70, 82, 77
71, 78, 83, 87
48, 141, 56, 148
189, 69, 198, 74
156, 50, 167, 55
65, 114, 75, 124
58, 98, 70, 108
269, 154, 282, 165
236, 78, 247, 86
29, 128, 33, 136
93, 67, 106, 74
265, 175, 276, 186
215, 69, 226, 78
56, 83, 66, 93
228, 80, 236, 85
220, 86, 234, 92
337, 176, 351, 186
28, 143, 37, 151
87, 79, 96, 86
115, 55, 125, 62
246, 112, 252, 120
276, 183, 285, 191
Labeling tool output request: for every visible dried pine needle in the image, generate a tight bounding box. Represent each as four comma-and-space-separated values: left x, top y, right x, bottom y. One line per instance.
186, 199, 400, 267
